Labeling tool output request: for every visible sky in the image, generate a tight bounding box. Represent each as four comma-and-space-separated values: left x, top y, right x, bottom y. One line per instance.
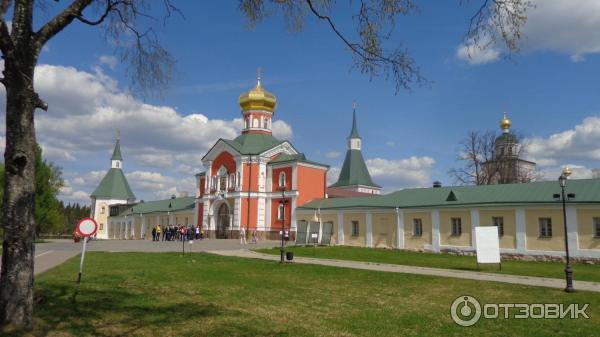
2, 0, 600, 205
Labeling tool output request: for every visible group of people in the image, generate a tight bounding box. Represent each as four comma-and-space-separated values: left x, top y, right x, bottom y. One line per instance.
151, 224, 202, 242
239, 227, 259, 245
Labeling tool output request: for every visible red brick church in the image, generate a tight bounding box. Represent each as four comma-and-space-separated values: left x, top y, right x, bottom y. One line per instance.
195, 75, 329, 239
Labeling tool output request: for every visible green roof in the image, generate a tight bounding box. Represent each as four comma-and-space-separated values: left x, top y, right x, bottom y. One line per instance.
118, 196, 196, 216
495, 132, 517, 144
269, 153, 329, 167
329, 149, 380, 188
349, 109, 361, 139
91, 168, 135, 200
221, 133, 284, 155
111, 139, 123, 160
304, 178, 600, 210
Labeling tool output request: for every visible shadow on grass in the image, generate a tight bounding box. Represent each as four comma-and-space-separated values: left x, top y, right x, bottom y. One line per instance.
12, 282, 225, 337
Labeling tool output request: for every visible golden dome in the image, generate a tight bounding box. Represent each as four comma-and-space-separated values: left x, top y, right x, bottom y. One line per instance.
562, 166, 572, 177
500, 112, 511, 131
239, 75, 277, 113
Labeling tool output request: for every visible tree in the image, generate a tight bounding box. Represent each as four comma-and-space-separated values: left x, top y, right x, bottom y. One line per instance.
448, 130, 537, 185
0, 0, 531, 329
0, 145, 64, 237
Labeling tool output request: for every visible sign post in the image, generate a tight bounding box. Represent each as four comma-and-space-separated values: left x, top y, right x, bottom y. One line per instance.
75, 217, 98, 284
475, 226, 501, 270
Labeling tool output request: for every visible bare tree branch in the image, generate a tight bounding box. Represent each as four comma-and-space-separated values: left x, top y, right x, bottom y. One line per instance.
0, 0, 12, 21
34, 0, 94, 49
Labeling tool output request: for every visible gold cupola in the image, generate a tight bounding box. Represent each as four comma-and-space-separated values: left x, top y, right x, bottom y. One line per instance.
239, 71, 277, 113
500, 112, 511, 133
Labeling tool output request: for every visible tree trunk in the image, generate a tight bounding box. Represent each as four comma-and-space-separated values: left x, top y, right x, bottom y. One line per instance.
0, 57, 37, 329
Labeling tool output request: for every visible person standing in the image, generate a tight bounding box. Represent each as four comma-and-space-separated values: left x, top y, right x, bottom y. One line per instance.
195, 226, 200, 240
240, 227, 247, 245
156, 225, 161, 242
151, 226, 157, 241
252, 229, 258, 244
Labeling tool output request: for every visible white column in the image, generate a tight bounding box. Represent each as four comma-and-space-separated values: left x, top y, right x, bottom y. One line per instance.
470, 208, 480, 249
366, 212, 373, 248
566, 206, 579, 257
396, 208, 404, 249
337, 212, 344, 245
431, 210, 440, 252
193, 201, 199, 227
291, 197, 297, 231
318, 209, 323, 244
515, 208, 527, 253
141, 216, 146, 239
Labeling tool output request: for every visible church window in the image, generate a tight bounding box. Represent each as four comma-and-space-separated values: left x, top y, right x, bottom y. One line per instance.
219, 176, 227, 191
237, 172, 241, 187
253, 118, 258, 128
413, 218, 423, 236
229, 173, 235, 189
99, 223, 104, 230
278, 204, 285, 221
451, 217, 462, 236
279, 172, 286, 189
351, 221, 359, 236
263, 118, 268, 129
245, 118, 249, 129
101, 206, 106, 214
539, 218, 552, 237
492, 217, 504, 237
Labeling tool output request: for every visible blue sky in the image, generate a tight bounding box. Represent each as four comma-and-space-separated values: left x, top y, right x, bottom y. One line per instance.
8, 0, 600, 204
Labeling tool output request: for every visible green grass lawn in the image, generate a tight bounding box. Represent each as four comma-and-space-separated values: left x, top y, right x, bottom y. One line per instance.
9, 252, 600, 336
256, 246, 600, 282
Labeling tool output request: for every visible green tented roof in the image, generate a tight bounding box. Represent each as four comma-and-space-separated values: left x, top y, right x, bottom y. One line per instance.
349, 109, 361, 139
91, 168, 135, 200
269, 153, 329, 167
222, 133, 284, 155
111, 139, 123, 160
329, 149, 380, 188
304, 178, 600, 210
118, 196, 196, 216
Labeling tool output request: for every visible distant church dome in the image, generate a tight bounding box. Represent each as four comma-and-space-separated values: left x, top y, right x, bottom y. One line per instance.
500, 112, 511, 132
239, 73, 277, 112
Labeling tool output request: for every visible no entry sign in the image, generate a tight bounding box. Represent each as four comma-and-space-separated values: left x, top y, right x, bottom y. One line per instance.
76, 217, 98, 237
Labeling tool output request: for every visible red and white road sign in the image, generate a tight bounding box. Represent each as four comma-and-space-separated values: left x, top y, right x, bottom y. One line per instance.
76, 217, 98, 237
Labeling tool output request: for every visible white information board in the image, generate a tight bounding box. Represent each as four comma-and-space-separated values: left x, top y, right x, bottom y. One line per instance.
475, 226, 501, 264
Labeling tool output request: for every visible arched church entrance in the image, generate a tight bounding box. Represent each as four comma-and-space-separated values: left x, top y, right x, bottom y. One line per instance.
216, 203, 231, 239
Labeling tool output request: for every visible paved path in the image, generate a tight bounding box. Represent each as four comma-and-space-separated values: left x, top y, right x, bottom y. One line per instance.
32, 239, 279, 275
211, 249, 600, 293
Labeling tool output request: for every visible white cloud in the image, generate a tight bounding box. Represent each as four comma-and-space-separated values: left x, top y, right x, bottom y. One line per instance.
326, 156, 436, 192
525, 116, 600, 164
456, 38, 501, 65
97, 55, 118, 70
324, 151, 341, 159
0, 64, 293, 204
366, 156, 436, 191
536, 164, 594, 181
457, 0, 600, 64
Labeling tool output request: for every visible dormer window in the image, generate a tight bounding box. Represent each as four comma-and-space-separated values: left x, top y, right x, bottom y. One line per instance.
279, 172, 286, 189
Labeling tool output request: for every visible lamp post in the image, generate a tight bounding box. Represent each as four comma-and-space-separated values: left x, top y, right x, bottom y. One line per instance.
557, 167, 575, 293
280, 185, 287, 263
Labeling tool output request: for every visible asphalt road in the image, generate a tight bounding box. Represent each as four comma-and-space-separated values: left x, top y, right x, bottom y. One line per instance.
32, 239, 281, 275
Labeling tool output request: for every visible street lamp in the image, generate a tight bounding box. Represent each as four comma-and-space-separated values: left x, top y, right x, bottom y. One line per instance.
557, 166, 575, 293
279, 185, 287, 263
